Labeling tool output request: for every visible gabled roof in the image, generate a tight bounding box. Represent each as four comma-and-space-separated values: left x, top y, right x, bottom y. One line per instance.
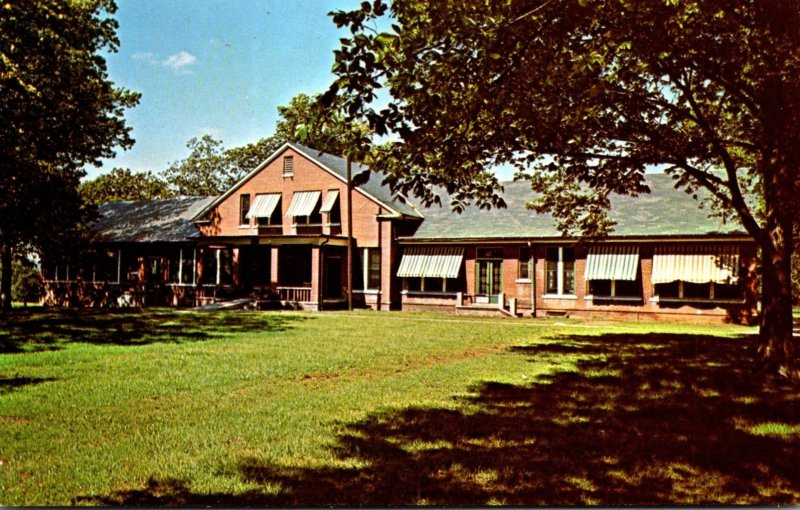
192, 142, 423, 221
92, 196, 216, 243
405, 175, 749, 241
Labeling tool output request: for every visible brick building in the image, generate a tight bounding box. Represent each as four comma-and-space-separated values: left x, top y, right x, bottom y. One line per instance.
42, 143, 758, 323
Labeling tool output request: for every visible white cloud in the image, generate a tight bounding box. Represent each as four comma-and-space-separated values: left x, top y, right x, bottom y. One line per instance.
132, 50, 197, 73
162, 51, 197, 70
132, 51, 158, 64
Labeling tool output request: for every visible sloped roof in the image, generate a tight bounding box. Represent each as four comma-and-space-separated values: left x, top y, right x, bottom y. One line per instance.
406, 175, 749, 240
193, 143, 423, 221
92, 196, 216, 243
290, 144, 423, 218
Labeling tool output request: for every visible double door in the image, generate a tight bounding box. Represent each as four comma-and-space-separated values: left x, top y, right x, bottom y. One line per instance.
476, 258, 502, 304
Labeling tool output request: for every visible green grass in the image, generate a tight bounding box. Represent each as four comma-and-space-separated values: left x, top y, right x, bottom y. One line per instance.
0, 309, 798, 506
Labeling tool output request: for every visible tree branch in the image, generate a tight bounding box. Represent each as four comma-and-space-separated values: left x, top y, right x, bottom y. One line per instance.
674, 76, 762, 238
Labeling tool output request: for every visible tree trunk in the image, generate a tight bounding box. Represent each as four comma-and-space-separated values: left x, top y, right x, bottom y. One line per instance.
757, 165, 798, 379
0, 241, 12, 311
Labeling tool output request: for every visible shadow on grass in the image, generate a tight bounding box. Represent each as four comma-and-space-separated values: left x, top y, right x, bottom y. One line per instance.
0, 376, 58, 396
0, 309, 306, 353
80, 331, 800, 506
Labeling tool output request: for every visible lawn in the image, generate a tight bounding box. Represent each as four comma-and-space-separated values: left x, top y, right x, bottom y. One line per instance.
0, 309, 798, 506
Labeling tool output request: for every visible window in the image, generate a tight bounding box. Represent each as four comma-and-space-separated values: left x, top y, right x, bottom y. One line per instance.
283, 156, 294, 176
256, 197, 282, 226
589, 278, 642, 299
94, 249, 119, 282
201, 248, 232, 285
239, 194, 251, 226
402, 277, 465, 294
168, 248, 196, 284
545, 247, 575, 296
366, 248, 381, 290
147, 257, 163, 283
655, 281, 741, 301
322, 190, 341, 225
518, 247, 531, 280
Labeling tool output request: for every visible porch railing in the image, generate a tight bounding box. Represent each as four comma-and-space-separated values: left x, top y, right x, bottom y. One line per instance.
277, 286, 312, 302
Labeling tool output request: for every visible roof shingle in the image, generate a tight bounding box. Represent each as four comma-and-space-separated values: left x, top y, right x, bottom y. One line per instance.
92, 196, 216, 243
406, 175, 748, 240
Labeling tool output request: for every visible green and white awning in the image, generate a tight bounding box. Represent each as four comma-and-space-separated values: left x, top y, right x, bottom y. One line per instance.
584, 245, 640, 281
319, 190, 340, 213
397, 246, 464, 279
651, 245, 740, 284
246, 193, 281, 219
285, 191, 321, 217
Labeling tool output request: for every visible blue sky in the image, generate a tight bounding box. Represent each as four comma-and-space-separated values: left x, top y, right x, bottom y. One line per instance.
95, 0, 372, 179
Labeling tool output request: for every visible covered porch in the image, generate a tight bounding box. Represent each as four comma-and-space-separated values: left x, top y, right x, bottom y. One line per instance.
197, 237, 350, 310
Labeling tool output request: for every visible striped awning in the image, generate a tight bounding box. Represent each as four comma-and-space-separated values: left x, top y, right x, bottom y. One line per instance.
651, 245, 740, 284
246, 193, 281, 219
397, 246, 464, 278
320, 190, 340, 213
285, 191, 321, 217
584, 245, 640, 281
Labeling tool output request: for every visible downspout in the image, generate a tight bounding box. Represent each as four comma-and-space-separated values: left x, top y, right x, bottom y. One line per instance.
529, 240, 536, 318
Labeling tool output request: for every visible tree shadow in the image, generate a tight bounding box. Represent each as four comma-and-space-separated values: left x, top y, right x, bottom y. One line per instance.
0, 376, 58, 396
0, 309, 306, 353
80, 331, 800, 506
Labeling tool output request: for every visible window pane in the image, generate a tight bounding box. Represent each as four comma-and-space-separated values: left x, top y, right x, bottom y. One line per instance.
655, 281, 680, 298
518, 247, 530, 279
96, 250, 117, 282
219, 249, 233, 285
477, 262, 489, 294
181, 252, 195, 284
562, 247, 575, 262
615, 279, 642, 297
545, 260, 558, 294
405, 277, 421, 292
546, 247, 559, 262
147, 258, 162, 283
240, 194, 250, 225
446, 276, 465, 293
589, 279, 612, 296
563, 261, 575, 295
123, 254, 139, 282
684, 282, 710, 299
367, 248, 381, 290
201, 249, 217, 284
477, 248, 502, 259
169, 251, 181, 283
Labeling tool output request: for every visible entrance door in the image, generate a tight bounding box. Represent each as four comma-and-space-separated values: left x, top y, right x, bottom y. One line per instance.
323, 254, 343, 299
476, 259, 502, 304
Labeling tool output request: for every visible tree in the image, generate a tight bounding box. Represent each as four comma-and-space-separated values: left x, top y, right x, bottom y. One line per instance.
324, 0, 800, 378
163, 93, 371, 196
11, 257, 42, 306
163, 135, 233, 196
80, 167, 172, 205
0, 0, 139, 310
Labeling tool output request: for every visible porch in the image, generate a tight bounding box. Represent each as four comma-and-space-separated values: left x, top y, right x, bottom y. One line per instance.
197, 241, 351, 311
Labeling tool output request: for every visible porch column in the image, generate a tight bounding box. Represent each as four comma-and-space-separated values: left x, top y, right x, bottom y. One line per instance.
196, 247, 204, 286
270, 246, 280, 287
311, 245, 321, 309
232, 247, 241, 288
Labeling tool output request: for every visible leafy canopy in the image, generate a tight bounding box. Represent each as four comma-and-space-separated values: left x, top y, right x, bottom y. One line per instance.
324, 0, 799, 237
324, 0, 800, 376
0, 0, 139, 308
80, 167, 173, 205
163, 93, 370, 196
